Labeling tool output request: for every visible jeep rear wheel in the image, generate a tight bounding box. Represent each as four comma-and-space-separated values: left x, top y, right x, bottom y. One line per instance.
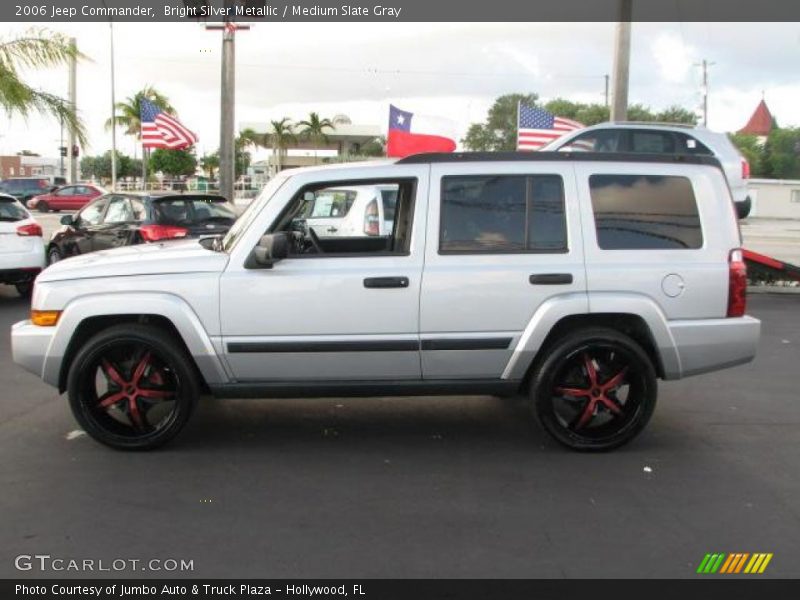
67, 324, 199, 450
531, 327, 657, 451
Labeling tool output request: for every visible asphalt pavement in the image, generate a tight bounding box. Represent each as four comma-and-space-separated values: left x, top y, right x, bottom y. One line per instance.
0, 290, 798, 578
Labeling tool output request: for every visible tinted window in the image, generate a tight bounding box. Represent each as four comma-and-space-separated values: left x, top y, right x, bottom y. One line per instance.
440, 175, 567, 253
381, 189, 398, 221
629, 130, 676, 153
589, 174, 703, 250
77, 198, 107, 226
130, 197, 147, 221
559, 130, 621, 152
153, 198, 235, 225
0, 199, 27, 221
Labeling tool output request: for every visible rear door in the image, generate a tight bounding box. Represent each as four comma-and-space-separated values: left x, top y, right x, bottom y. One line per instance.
420, 162, 586, 380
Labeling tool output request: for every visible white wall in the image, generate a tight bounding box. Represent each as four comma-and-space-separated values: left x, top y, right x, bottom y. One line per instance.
747, 179, 800, 219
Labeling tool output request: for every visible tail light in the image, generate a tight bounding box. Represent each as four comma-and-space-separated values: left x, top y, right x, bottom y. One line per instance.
16, 223, 42, 237
364, 199, 380, 236
139, 224, 189, 242
727, 249, 747, 317
741, 158, 750, 179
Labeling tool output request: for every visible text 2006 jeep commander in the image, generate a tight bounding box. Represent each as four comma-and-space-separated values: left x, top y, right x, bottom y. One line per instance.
12, 153, 760, 451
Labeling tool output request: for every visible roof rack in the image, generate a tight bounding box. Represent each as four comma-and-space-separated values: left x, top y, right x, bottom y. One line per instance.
396, 151, 722, 168
604, 121, 700, 129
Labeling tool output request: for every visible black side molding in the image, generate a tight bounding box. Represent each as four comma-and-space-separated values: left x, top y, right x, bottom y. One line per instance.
421, 338, 512, 351
228, 340, 418, 353
529, 273, 573, 285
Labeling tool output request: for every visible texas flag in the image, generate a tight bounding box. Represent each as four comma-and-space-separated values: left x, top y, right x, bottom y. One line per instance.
386, 104, 457, 158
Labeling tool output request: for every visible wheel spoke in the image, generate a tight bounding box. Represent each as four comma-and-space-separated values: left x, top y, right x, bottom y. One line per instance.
131, 351, 152, 386
598, 395, 623, 415
601, 366, 629, 392
136, 387, 174, 401
98, 390, 126, 408
128, 397, 146, 432
582, 353, 598, 386
555, 386, 592, 398
572, 398, 597, 431
101, 359, 126, 387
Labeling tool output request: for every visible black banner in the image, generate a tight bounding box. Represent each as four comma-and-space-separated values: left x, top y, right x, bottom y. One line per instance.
3, 0, 800, 23
4, 579, 800, 600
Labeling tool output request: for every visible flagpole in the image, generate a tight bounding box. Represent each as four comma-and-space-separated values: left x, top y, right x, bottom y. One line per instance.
515, 100, 521, 151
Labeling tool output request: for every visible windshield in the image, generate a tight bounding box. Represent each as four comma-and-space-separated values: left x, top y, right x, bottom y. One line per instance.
221, 175, 288, 252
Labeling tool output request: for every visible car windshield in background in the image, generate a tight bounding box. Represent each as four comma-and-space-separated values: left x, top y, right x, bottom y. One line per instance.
153, 197, 236, 226
0, 199, 27, 222
303, 190, 357, 218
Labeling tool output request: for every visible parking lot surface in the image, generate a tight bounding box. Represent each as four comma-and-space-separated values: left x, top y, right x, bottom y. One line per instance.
0, 290, 798, 578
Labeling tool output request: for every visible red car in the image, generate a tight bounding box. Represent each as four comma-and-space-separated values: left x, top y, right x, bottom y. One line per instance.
28, 183, 105, 213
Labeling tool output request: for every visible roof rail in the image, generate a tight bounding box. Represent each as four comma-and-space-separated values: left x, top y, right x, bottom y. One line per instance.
605, 121, 700, 129
396, 151, 722, 168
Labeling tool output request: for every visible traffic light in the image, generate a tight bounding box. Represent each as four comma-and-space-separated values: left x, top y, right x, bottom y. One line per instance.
59, 146, 67, 157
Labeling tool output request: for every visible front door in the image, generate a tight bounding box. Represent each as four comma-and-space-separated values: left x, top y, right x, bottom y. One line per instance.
220, 168, 429, 382
419, 162, 586, 380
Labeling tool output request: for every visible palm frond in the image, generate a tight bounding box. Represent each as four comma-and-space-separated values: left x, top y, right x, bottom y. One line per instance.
0, 29, 87, 72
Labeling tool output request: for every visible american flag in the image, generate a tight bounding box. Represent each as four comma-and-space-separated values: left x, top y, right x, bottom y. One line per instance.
140, 99, 198, 150
517, 104, 583, 151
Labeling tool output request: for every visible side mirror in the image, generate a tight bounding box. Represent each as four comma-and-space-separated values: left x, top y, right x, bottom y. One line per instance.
60, 214, 74, 226
247, 232, 289, 269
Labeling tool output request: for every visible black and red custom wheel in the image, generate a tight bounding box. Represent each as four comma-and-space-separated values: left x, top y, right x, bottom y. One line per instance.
67, 324, 200, 450
531, 328, 657, 451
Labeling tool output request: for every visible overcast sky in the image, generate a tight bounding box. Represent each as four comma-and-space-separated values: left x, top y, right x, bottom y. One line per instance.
2, 21, 799, 160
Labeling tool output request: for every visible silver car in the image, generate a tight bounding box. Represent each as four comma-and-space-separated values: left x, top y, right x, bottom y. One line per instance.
11, 152, 759, 451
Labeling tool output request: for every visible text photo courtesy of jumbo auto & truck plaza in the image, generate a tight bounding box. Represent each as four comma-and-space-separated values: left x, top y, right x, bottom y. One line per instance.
2, 1, 800, 599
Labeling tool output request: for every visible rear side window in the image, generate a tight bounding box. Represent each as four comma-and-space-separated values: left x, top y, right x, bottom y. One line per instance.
154, 198, 236, 225
0, 199, 27, 221
440, 175, 567, 253
589, 174, 703, 250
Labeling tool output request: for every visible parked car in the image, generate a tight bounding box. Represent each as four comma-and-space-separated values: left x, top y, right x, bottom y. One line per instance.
27, 183, 106, 213
301, 184, 397, 238
11, 152, 759, 451
0, 193, 45, 296
45, 192, 236, 265
541, 122, 753, 218
0, 177, 56, 203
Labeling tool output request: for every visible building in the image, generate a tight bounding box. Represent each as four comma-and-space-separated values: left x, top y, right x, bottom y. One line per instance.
747, 178, 800, 219
0, 155, 62, 180
239, 115, 382, 176
737, 99, 774, 143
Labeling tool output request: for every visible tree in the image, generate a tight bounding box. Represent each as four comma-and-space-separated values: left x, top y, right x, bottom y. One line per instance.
654, 105, 698, 125
149, 148, 197, 177
0, 28, 87, 146
268, 118, 295, 171
106, 86, 175, 141
234, 133, 254, 178
761, 128, 800, 179
462, 93, 538, 151
360, 136, 386, 157
200, 152, 219, 178
729, 133, 765, 177
80, 150, 142, 180
298, 112, 334, 164
17, 149, 40, 156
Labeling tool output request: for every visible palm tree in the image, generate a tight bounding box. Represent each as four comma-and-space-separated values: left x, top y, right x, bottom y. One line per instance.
298, 112, 334, 164
200, 152, 219, 178
105, 86, 175, 140
268, 118, 295, 173
0, 29, 87, 146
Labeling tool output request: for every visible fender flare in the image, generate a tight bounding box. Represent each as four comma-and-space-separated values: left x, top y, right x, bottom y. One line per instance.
42, 292, 229, 388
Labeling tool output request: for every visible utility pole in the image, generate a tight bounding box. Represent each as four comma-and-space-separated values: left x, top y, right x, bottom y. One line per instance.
206, 21, 249, 203
109, 22, 117, 190
610, 0, 632, 121
67, 37, 78, 183
695, 59, 715, 127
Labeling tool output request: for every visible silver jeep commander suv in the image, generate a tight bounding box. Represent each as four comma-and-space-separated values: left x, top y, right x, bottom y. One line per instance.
12, 152, 760, 451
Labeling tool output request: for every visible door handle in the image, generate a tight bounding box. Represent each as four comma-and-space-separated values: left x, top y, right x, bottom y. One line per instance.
529, 273, 573, 285
364, 276, 409, 289
326, 227, 338, 233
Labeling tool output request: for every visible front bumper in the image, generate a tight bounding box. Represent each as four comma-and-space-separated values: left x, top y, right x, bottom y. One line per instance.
11, 320, 57, 384
668, 316, 760, 378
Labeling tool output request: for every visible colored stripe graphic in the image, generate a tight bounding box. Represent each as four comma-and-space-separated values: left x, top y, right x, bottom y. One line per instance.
698, 552, 773, 574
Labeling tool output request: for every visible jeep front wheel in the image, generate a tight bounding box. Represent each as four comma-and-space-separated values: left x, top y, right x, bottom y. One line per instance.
531, 328, 657, 451
67, 324, 199, 450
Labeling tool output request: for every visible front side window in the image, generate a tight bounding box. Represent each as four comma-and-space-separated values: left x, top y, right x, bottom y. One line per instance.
440, 175, 567, 254
55, 186, 75, 196
589, 174, 703, 250
77, 198, 107, 226
104, 196, 133, 223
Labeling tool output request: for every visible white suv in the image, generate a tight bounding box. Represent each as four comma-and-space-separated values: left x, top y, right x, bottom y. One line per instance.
11, 152, 760, 451
542, 122, 753, 218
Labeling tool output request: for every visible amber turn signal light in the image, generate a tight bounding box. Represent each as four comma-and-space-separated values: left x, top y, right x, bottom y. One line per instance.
31, 310, 62, 327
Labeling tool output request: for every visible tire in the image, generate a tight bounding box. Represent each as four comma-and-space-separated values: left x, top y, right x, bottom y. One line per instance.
47, 246, 62, 265
67, 324, 200, 450
736, 197, 752, 220
15, 282, 32, 297
37, 201, 49, 213
530, 327, 657, 451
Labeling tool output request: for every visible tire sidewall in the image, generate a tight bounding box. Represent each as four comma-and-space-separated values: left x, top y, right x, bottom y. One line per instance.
67, 325, 199, 450
532, 328, 657, 451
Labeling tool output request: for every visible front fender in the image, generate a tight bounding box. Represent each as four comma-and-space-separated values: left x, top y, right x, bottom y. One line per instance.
41, 292, 230, 388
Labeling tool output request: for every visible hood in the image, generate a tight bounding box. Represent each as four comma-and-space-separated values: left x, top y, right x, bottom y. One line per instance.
38, 239, 229, 283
